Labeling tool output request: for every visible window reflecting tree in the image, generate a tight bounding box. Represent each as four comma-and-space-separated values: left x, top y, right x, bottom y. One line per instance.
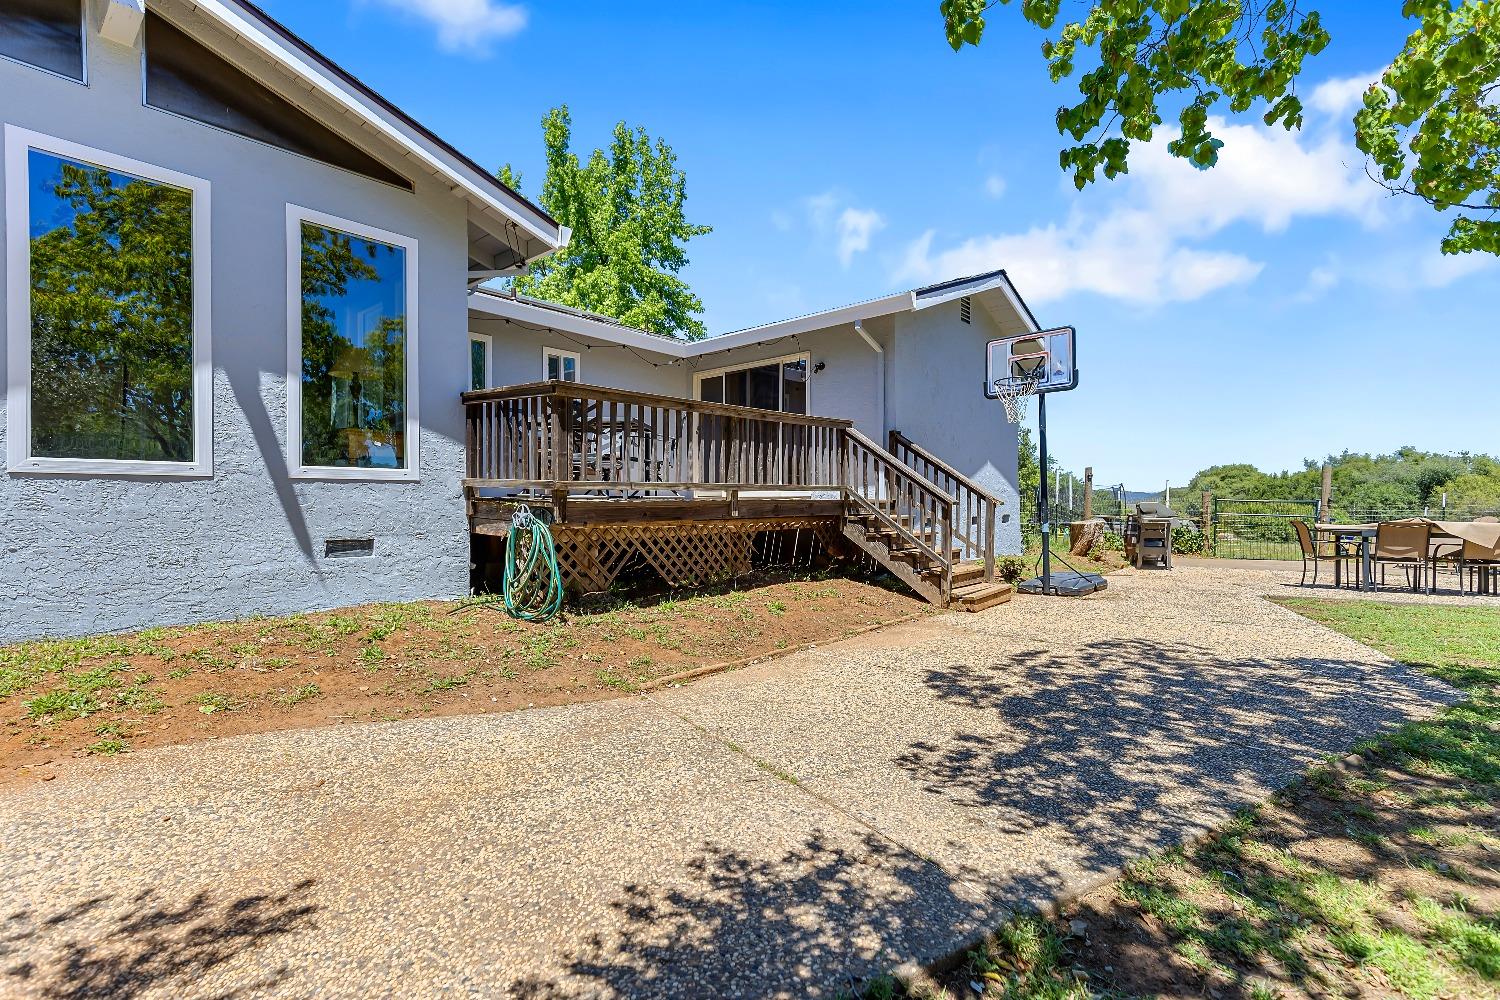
28, 151, 195, 463
299, 223, 407, 469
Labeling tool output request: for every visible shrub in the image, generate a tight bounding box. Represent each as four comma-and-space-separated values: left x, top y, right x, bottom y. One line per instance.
1097, 531, 1125, 552
997, 556, 1031, 584
1173, 527, 1206, 555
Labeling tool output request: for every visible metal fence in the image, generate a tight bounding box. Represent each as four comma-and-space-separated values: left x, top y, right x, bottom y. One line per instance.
1208, 499, 1319, 560
1024, 484, 1500, 561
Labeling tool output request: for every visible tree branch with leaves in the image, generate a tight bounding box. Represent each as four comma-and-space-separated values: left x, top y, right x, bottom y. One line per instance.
942, 0, 1499, 256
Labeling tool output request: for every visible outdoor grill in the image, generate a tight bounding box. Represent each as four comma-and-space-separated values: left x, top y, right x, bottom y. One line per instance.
1125, 501, 1175, 569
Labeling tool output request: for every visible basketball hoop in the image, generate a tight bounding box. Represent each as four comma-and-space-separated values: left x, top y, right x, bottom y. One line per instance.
996, 369, 1045, 423
988, 333, 1061, 424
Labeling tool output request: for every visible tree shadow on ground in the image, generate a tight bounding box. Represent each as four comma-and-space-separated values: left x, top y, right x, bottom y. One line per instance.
891, 637, 1461, 901
509, 829, 990, 999
1, 879, 319, 1000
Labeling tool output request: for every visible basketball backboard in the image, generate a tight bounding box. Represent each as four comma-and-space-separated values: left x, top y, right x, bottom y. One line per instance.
984, 326, 1078, 400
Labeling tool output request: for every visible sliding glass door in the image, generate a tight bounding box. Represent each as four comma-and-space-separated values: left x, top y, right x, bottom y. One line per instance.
694, 355, 811, 486
695, 356, 807, 414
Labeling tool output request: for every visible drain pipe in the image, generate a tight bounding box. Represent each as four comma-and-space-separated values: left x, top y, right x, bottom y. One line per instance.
852, 320, 885, 440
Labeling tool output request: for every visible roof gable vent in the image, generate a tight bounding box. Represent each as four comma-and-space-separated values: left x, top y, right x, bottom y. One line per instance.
959, 296, 972, 324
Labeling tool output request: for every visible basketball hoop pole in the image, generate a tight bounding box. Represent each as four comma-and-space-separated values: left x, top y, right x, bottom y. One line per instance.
1037, 391, 1052, 595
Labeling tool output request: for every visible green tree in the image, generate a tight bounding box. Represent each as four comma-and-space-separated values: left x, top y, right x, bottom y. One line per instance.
1018, 424, 1041, 541
500, 106, 712, 340
940, 0, 1500, 256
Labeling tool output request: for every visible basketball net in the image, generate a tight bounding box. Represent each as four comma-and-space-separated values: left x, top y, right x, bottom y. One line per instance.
997, 371, 1046, 423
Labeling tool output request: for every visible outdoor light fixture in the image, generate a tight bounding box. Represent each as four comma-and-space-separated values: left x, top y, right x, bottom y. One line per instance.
813, 361, 826, 374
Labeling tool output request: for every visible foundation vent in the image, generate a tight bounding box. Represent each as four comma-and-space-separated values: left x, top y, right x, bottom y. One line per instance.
325, 538, 375, 559
959, 296, 972, 324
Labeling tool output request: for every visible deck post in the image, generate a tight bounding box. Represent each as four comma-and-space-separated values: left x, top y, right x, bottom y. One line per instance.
984, 499, 996, 582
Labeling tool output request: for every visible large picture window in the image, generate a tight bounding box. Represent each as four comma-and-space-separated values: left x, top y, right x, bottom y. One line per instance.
5, 127, 212, 476
287, 207, 418, 479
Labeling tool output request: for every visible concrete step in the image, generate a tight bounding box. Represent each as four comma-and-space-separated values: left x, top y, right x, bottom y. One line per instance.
952, 581, 1013, 612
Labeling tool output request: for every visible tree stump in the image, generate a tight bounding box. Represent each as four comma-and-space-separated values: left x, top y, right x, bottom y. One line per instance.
1069, 519, 1106, 557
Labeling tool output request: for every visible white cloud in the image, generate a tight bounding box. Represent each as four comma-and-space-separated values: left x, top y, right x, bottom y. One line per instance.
1413, 249, 1499, 289
836, 208, 885, 267
1308, 70, 1384, 118
983, 174, 1007, 199
792, 191, 884, 266
896, 116, 1384, 306
361, 0, 527, 53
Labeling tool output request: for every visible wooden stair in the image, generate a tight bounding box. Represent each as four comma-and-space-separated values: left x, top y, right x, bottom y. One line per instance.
839, 432, 1013, 612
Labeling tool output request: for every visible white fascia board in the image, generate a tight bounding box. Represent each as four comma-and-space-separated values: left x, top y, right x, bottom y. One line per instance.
910, 272, 1016, 310
913, 273, 1041, 334
194, 0, 563, 252
468, 291, 691, 360
699, 291, 915, 355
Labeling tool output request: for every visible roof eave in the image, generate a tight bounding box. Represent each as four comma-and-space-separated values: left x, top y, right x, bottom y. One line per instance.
200, 0, 565, 257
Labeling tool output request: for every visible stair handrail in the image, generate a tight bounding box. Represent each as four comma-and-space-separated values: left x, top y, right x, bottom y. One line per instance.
888, 429, 1002, 583
841, 428, 957, 601
886, 431, 1004, 506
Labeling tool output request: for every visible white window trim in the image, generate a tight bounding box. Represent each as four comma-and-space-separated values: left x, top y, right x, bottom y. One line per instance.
542, 346, 580, 383
286, 204, 419, 482
692, 351, 811, 412
469, 332, 493, 391
5, 125, 213, 477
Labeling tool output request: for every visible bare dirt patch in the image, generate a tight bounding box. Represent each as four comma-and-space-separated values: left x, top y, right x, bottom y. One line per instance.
1, 571, 929, 787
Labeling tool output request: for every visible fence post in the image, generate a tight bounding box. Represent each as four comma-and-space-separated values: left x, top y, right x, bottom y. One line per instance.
1082, 467, 1093, 520
1320, 464, 1332, 523
1202, 493, 1214, 555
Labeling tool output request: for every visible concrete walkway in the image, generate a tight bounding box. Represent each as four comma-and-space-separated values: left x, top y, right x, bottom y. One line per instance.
0, 565, 1460, 999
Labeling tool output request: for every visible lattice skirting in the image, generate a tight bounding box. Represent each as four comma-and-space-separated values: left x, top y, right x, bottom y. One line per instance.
550, 520, 840, 594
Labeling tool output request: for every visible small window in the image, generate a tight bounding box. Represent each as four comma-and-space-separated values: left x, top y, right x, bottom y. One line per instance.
0, 0, 84, 82
469, 334, 492, 391
6, 127, 212, 476
289, 207, 418, 480
143, 12, 410, 190
544, 347, 579, 383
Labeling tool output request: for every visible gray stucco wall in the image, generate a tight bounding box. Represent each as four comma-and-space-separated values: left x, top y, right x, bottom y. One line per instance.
888, 301, 1024, 554
683, 322, 889, 441
468, 314, 689, 397
1, 28, 478, 640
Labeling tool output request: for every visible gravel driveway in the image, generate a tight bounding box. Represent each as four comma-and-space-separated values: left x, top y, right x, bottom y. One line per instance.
0, 564, 1459, 999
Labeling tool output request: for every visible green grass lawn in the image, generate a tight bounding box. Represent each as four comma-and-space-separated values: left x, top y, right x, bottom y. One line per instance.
876, 600, 1500, 1000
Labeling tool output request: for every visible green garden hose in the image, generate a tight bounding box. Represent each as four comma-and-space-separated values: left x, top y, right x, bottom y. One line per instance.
502, 505, 564, 622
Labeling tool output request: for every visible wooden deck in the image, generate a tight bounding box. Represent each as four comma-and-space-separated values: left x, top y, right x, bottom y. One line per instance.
462, 381, 1011, 610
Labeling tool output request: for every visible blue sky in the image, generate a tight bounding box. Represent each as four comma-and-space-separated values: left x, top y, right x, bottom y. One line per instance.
257, 0, 1500, 489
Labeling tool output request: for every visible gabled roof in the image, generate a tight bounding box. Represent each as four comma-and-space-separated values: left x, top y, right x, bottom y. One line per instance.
157, 0, 567, 266
470, 290, 694, 359
467, 270, 1042, 359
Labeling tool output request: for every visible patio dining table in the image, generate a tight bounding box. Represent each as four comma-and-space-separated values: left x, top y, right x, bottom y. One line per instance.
1315, 518, 1500, 594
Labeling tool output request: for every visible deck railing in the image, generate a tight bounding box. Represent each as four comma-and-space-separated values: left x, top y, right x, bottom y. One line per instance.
888, 429, 1001, 581
463, 381, 969, 597
463, 381, 852, 492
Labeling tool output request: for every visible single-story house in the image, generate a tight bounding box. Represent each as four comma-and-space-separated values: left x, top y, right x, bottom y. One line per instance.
1, 0, 1043, 643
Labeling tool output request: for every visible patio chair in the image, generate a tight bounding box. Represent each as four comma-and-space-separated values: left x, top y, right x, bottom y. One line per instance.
1292, 519, 1359, 588
1373, 520, 1432, 593
1431, 538, 1499, 596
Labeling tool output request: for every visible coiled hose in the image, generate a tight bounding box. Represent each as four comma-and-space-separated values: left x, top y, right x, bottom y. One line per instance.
502, 505, 564, 622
